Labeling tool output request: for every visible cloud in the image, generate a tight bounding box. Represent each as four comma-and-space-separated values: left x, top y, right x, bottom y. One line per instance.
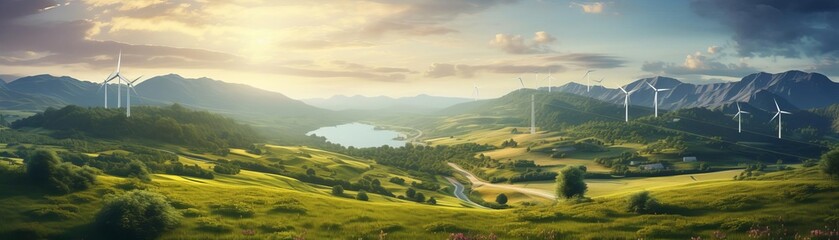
424, 62, 564, 78
360, 0, 518, 37
541, 53, 626, 68
280, 40, 375, 50
691, 0, 839, 58
707, 45, 722, 54
642, 51, 758, 77
570, 2, 605, 14
489, 31, 557, 54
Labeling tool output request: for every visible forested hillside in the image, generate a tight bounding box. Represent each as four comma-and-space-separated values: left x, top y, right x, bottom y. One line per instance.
11, 104, 260, 152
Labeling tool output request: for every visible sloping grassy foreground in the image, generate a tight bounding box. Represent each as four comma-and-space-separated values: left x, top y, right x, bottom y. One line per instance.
1, 153, 838, 239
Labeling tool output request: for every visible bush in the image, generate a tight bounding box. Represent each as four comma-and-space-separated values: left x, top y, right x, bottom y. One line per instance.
356, 190, 369, 201
209, 202, 255, 218
389, 177, 406, 185
496, 193, 508, 205
427, 197, 437, 205
822, 148, 839, 178
195, 217, 234, 233
95, 190, 181, 240
625, 191, 661, 214
556, 166, 587, 199
213, 163, 240, 175
26, 150, 97, 194
331, 185, 344, 196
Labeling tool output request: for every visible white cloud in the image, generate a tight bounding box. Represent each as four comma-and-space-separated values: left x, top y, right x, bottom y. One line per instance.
571, 2, 604, 14
489, 31, 556, 54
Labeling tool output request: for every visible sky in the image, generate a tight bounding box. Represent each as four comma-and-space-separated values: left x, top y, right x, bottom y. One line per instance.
1, 0, 838, 99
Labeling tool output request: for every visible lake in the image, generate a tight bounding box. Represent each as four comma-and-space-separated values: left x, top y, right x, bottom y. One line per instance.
307, 122, 406, 148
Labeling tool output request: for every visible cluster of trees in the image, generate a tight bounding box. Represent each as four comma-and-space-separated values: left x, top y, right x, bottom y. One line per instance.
213, 163, 240, 175
640, 136, 687, 154
508, 168, 558, 183
0, 129, 115, 153
410, 181, 440, 191
389, 177, 406, 185
401, 188, 428, 203
626, 191, 661, 214
500, 139, 518, 148
11, 104, 261, 153
345, 143, 494, 175
822, 148, 839, 178
26, 150, 97, 194
59, 151, 215, 180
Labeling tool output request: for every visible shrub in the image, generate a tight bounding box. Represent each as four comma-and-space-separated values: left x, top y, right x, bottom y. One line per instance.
389, 177, 406, 185
427, 197, 437, 205
424, 222, 469, 233
182, 208, 204, 218
415, 192, 426, 203
271, 198, 307, 214
195, 217, 234, 233
496, 193, 508, 205
26, 150, 97, 194
556, 166, 587, 199
213, 163, 240, 175
626, 191, 661, 214
331, 185, 344, 196
357, 190, 369, 201
209, 202, 255, 218
95, 190, 181, 240
822, 148, 839, 178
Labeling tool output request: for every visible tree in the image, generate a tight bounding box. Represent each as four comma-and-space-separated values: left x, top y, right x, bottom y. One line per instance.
626, 191, 661, 214
556, 166, 587, 199
495, 193, 508, 205
95, 190, 181, 240
306, 168, 316, 176
26, 150, 96, 194
406, 188, 416, 199
331, 185, 344, 196
415, 192, 426, 202
822, 148, 839, 178
356, 190, 369, 201
427, 197, 437, 205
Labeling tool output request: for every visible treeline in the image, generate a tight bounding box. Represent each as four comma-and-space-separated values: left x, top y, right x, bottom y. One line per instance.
342, 143, 495, 175
11, 104, 261, 153
57, 149, 215, 180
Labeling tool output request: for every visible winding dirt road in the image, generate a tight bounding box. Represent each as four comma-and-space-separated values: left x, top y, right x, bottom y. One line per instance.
447, 162, 555, 200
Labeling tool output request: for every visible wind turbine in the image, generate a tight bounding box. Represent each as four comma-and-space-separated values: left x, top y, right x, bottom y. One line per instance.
543, 70, 556, 92
531, 94, 535, 134
733, 102, 749, 133
98, 51, 126, 109
472, 83, 479, 101
125, 76, 143, 117
645, 81, 671, 117
593, 77, 604, 85
516, 76, 525, 90
618, 85, 637, 122
582, 70, 595, 92
770, 99, 792, 139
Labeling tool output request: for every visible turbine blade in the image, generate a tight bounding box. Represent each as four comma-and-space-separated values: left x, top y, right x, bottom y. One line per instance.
770, 112, 779, 122
116, 50, 122, 73
733, 112, 740, 119
774, 98, 780, 111
645, 81, 654, 89
781, 111, 792, 114
618, 86, 627, 93
658, 88, 671, 91
737, 102, 741, 112
742, 111, 749, 114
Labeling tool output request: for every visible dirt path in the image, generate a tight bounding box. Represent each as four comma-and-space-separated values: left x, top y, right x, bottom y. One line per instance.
444, 177, 489, 209
447, 162, 555, 200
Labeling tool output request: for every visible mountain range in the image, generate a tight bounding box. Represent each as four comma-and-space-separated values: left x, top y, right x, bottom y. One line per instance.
550, 70, 838, 112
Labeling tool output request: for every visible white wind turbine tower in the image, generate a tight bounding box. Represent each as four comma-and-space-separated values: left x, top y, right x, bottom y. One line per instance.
645, 81, 671, 117
618, 85, 637, 122
530, 94, 535, 134
98, 51, 126, 109
125, 76, 143, 117
733, 102, 749, 133
472, 83, 479, 101
582, 70, 595, 92
543, 70, 556, 92
770, 99, 792, 139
